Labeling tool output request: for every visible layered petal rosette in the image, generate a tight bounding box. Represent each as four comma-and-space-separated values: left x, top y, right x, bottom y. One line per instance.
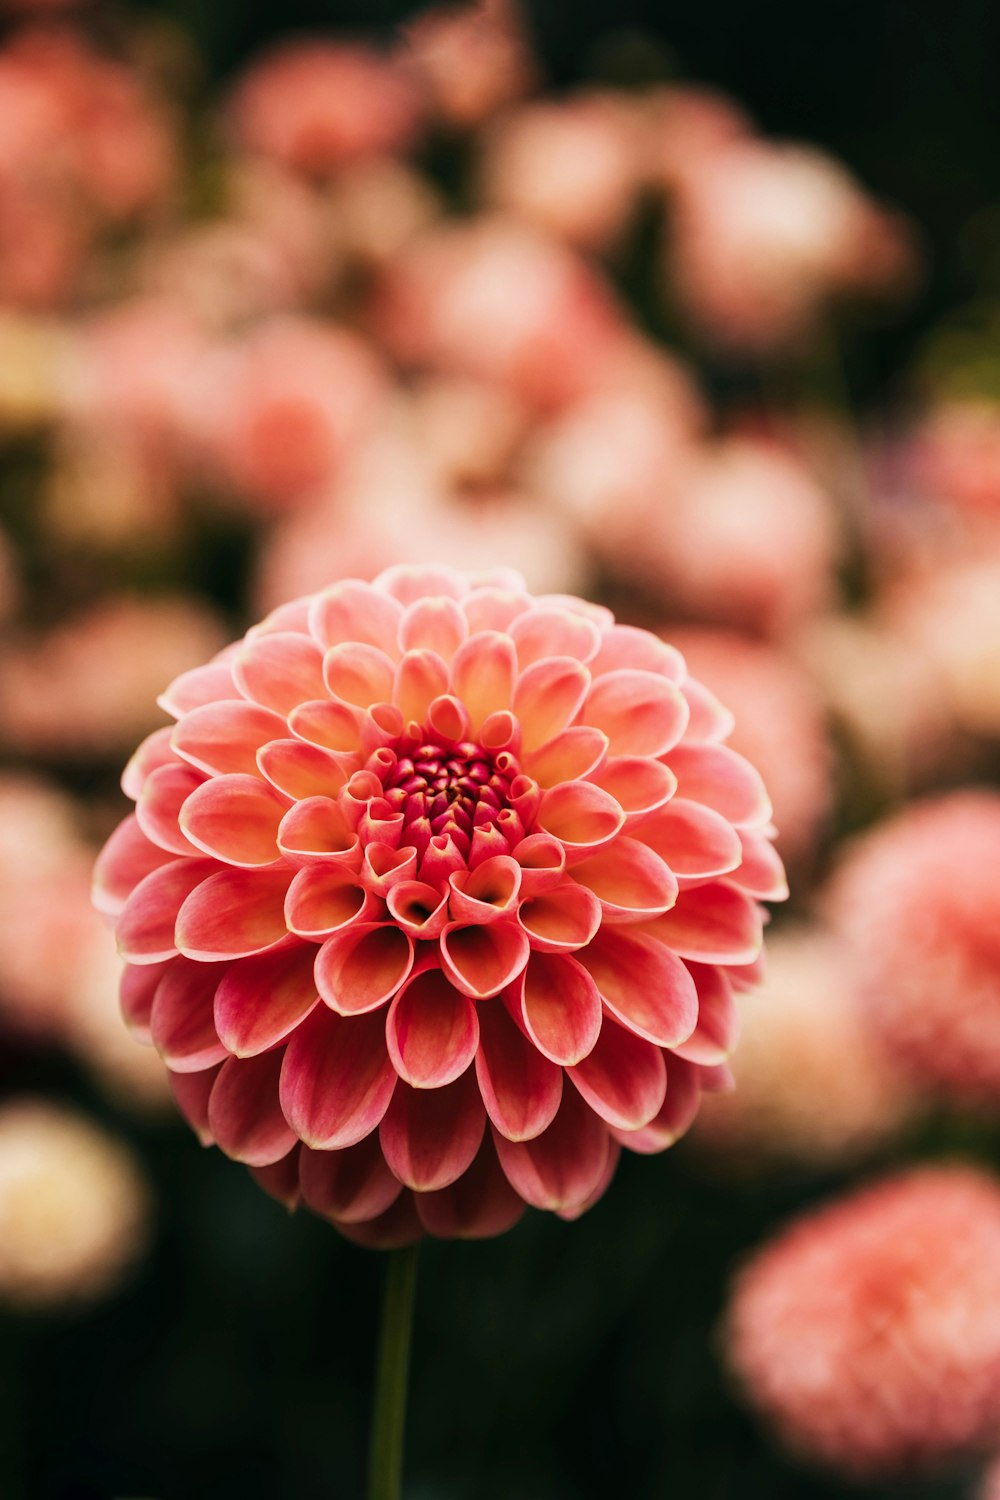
94, 566, 786, 1246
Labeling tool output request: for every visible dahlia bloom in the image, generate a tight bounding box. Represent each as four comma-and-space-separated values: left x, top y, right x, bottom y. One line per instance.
725, 1165, 1000, 1477
826, 791, 1000, 1104
94, 566, 785, 1247
404, 0, 536, 128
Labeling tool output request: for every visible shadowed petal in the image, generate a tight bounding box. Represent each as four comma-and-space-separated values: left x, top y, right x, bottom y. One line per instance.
150, 956, 230, 1072
277, 797, 359, 864
475, 999, 563, 1141
440, 920, 530, 999
450, 631, 518, 731
93, 814, 176, 915
672, 962, 739, 1065
208, 1051, 297, 1165
234, 632, 327, 715
645, 882, 763, 965
571, 838, 678, 922
249, 1146, 302, 1210
214, 941, 320, 1057
386, 880, 450, 939
511, 951, 602, 1065
284, 865, 372, 939
335, 1194, 423, 1249
584, 669, 689, 757
522, 726, 609, 788
120, 958, 173, 1042
537, 781, 626, 861
666, 743, 772, 828
279, 1006, 396, 1149
171, 701, 287, 778
640, 798, 742, 884
117, 857, 218, 963
175, 867, 292, 960
379, 1072, 485, 1191
610, 1054, 703, 1153
169, 1064, 221, 1145
511, 833, 567, 895
415, 1136, 525, 1239
517, 882, 602, 952
298, 1135, 402, 1224
179, 775, 287, 867
568, 1018, 667, 1130
579, 928, 698, 1046
493, 1087, 612, 1212
315, 923, 414, 1015
448, 856, 521, 924
386, 967, 479, 1087
556, 1141, 620, 1221
587, 756, 677, 824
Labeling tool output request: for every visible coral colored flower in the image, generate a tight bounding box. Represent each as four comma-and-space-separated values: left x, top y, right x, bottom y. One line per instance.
978, 1452, 1000, 1500
94, 566, 785, 1246
826, 791, 1000, 1104
404, 0, 536, 128
725, 1165, 1000, 1477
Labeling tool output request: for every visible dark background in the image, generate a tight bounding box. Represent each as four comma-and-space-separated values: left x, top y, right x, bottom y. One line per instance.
4, 3, 999, 1497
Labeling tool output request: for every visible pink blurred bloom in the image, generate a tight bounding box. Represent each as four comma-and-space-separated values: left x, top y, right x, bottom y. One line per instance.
0, 595, 228, 757
666, 629, 832, 867
905, 399, 1000, 519
95, 565, 785, 1246
669, 140, 917, 352
726, 1165, 1000, 1476
978, 1453, 1000, 1500
477, 93, 643, 251
228, 41, 423, 177
331, 158, 442, 271
694, 925, 915, 1170
826, 791, 1000, 1105
404, 0, 536, 128
642, 84, 751, 193
373, 218, 634, 413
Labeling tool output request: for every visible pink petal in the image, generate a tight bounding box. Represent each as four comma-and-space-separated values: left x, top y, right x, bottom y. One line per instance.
169, 1064, 221, 1145
666, 743, 772, 828
672, 962, 739, 1065
179, 774, 287, 868
556, 1140, 620, 1221
158, 660, 240, 718
117, 857, 218, 964
93, 814, 176, 916
276, 796, 359, 864
450, 631, 518, 731
308, 581, 403, 656
120, 958, 172, 1042
122, 726, 179, 799
579, 928, 698, 1046
425, 693, 471, 745
511, 833, 567, 895
448, 855, 521, 924
492, 1086, 612, 1212
298, 1134, 402, 1224
537, 781, 626, 860
439, 920, 530, 999
511, 951, 602, 1065
284, 865, 372, 939
379, 1071, 486, 1191
591, 625, 685, 680
150, 956, 229, 1072
323, 642, 395, 709
171, 701, 287, 778
415, 1136, 526, 1238
522, 726, 609, 788
517, 882, 602, 952
393, 648, 450, 725
398, 596, 468, 660
175, 867, 292, 960
536, 593, 613, 630
611, 1054, 703, 1154
567, 1018, 667, 1130
461, 586, 533, 634
335, 1194, 423, 1249
571, 838, 678, 922
584, 669, 689, 757
587, 756, 677, 823
315, 922, 414, 1015
645, 882, 763, 965
256, 739, 352, 801
214, 941, 320, 1057
385, 966, 479, 1088
475, 998, 563, 1141
681, 677, 735, 742
376, 563, 467, 605
287, 698, 363, 753
728, 829, 789, 901
234, 632, 327, 715
208, 1050, 297, 1166
249, 1147, 302, 1210
136, 763, 204, 855
279, 1006, 396, 1149
639, 798, 742, 884
247, 597, 311, 636
510, 608, 601, 667
386, 880, 450, 938
361, 844, 418, 896
513, 657, 591, 752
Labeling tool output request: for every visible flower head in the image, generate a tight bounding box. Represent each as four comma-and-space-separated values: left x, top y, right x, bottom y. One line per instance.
95, 566, 784, 1246
725, 1165, 1000, 1476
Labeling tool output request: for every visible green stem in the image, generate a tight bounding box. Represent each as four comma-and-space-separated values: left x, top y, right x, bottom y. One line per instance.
367, 1244, 419, 1500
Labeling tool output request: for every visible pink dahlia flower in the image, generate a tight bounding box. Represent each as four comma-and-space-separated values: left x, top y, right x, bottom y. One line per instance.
978, 1452, 1000, 1500
725, 1165, 1000, 1476
825, 791, 1000, 1104
94, 566, 785, 1246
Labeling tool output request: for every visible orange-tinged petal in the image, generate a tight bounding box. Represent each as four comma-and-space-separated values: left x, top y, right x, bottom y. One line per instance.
279, 1006, 396, 1149
315, 922, 414, 1015
517, 881, 602, 952
179, 775, 287, 868
386, 967, 479, 1088
681, 676, 735, 742
214, 941, 320, 1057
379, 1071, 485, 1191
493, 1086, 612, 1212
666, 743, 772, 828
158, 660, 240, 718
208, 1050, 297, 1166
640, 798, 742, 884
398, 595, 468, 660
450, 631, 517, 731
256, 739, 352, 801
440, 920, 530, 999
234, 632, 327, 714
513, 656, 591, 752
362, 844, 418, 896
512, 950, 602, 1065
323, 641, 395, 708
386, 880, 450, 938
587, 756, 676, 823
570, 837, 678, 922
150, 956, 229, 1072
591, 624, 685, 680
287, 698, 363, 753
171, 700, 287, 778
415, 1137, 525, 1239
308, 580, 403, 657
475, 999, 563, 1141
299, 1134, 402, 1224
461, 586, 533, 634
175, 867, 292, 960
277, 796, 359, 864
393, 648, 449, 725
537, 781, 625, 860
584, 669, 689, 758
136, 763, 204, 855
522, 725, 609, 788
510, 833, 567, 895
509, 608, 601, 668
448, 855, 521, 924
425, 693, 470, 745
117, 857, 218, 964
567, 1018, 667, 1130
376, 563, 467, 605
580, 927, 698, 1047
284, 864, 372, 938
645, 882, 763, 965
